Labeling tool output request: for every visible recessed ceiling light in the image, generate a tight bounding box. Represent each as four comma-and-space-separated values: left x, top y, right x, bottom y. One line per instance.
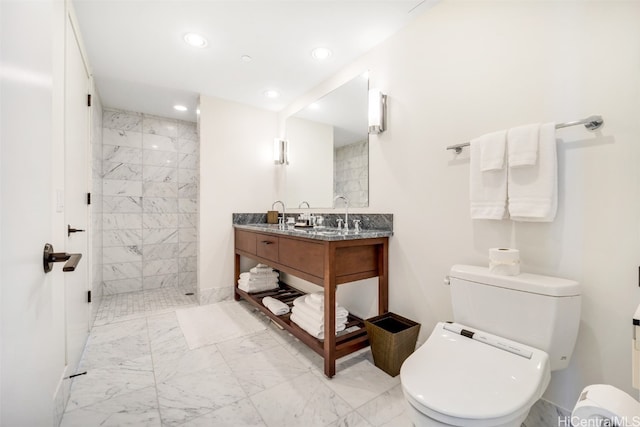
241, 55, 253, 63
308, 102, 320, 110
311, 47, 332, 60
183, 33, 208, 48
264, 90, 280, 99
173, 105, 188, 112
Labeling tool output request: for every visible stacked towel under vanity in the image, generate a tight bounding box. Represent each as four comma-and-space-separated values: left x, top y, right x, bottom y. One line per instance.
238, 264, 279, 293
290, 292, 349, 340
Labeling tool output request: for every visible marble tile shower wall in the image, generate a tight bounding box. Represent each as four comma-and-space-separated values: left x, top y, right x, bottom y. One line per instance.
334, 139, 369, 207
101, 109, 199, 296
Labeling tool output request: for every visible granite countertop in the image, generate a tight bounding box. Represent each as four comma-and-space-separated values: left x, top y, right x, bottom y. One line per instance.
233, 223, 393, 242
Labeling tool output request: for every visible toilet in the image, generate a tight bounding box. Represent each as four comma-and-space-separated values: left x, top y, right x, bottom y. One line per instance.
400, 265, 581, 427
572, 384, 640, 426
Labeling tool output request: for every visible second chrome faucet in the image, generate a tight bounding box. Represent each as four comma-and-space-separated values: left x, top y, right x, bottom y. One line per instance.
333, 195, 349, 231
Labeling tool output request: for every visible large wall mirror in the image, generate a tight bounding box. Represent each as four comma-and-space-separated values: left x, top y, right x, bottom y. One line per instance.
285, 73, 369, 209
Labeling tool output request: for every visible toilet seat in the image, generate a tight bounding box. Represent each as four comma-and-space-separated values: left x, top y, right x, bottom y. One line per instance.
400, 322, 551, 427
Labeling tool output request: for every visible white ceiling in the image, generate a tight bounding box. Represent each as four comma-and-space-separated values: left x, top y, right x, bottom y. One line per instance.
72, 0, 434, 122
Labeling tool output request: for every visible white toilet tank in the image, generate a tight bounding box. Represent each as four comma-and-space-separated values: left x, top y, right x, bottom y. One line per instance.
449, 265, 581, 371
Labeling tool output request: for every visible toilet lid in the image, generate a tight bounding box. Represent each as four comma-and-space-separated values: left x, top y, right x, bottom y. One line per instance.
400, 322, 550, 425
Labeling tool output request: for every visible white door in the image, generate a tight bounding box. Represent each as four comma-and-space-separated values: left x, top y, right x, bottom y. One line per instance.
64, 14, 91, 373
1, 1, 67, 424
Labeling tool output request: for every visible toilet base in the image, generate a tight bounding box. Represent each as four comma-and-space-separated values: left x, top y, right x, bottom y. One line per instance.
405, 400, 529, 427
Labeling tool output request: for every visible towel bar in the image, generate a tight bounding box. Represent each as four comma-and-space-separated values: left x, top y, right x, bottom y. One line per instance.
446, 115, 604, 154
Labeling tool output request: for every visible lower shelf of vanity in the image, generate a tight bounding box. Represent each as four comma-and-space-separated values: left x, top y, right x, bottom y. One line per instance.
235, 282, 370, 360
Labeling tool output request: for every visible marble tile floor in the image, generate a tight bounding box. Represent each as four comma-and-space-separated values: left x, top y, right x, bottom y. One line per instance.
64, 296, 566, 427
62, 299, 410, 427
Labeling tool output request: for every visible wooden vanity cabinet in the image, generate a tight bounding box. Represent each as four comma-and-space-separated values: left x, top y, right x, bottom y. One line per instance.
234, 227, 389, 378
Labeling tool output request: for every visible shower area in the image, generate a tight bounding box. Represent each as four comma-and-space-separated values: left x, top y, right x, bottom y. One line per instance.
91, 107, 200, 325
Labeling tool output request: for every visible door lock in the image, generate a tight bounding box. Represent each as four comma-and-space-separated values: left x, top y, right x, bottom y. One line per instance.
67, 225, 86, 237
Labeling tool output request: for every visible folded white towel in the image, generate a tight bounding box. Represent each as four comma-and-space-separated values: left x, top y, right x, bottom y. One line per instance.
262, 296, 289, 316
250, 267, 276, 275
308, 292, 324, 303
304, 295, 348, 316
238, 279, 278, 293
470, 131, 508, 220
479, 130, 507, 172
290, 313, 346, 340
292, 298, 348, 324
508, 122, 557, 221
292, 295, 307, 307
508, 124, 539, 167
306, 292, 340, 305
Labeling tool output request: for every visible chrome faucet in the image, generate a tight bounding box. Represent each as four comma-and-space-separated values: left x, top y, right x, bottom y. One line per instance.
333, 195, 349, 231
298, 201, 310, 209
271, 200, 286, 225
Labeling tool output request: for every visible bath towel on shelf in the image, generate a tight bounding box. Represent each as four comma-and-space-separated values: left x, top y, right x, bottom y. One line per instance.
290, 313, 346, 340
508, 122, 557, 222
293, 298, 348, 324
469, 130, 508, 220
238, 264, 279, 293
290, 293, 349, 340
262, 296, 289, 315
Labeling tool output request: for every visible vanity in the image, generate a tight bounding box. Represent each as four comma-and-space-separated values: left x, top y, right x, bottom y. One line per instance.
233, 223, 392, 378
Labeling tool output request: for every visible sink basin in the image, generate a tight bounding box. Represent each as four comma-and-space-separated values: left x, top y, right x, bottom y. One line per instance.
318, 230, 340, 236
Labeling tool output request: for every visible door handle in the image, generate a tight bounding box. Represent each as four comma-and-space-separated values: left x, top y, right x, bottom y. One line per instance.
68, 225, 86, 236
43, 243, 82, 273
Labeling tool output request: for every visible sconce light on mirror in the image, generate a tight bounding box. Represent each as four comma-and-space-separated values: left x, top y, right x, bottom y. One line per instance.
273, 138, 289, 165
368, 88, 387, 134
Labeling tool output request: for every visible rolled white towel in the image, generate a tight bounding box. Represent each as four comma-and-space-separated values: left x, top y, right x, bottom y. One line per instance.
262, 296, 289, 316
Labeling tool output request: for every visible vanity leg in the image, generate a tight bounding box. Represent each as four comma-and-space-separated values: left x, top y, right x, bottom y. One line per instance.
234, 253, 241, 301
378, 240, 389, 314
323, 244, 337, 378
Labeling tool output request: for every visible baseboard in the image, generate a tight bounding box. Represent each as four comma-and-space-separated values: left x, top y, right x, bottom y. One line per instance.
52, 365, 71, 427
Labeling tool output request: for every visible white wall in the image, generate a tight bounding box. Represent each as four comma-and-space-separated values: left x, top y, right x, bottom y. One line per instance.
278, 1, 640, 411
285, 116, 334, 208
199, 96, 278, 302
1, 0, 67, 424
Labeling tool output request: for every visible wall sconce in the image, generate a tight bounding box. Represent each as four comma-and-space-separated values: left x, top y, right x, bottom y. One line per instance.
368, 88, 387, 134
273, 138, 288, 165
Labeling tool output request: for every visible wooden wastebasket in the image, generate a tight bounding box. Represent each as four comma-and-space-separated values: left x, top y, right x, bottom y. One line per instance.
365, 312, 420, 377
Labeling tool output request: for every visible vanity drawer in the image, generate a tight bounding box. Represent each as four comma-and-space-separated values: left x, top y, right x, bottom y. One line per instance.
278, 237, 324, 279
256, 234, 279, 262
235, 229, 257, 255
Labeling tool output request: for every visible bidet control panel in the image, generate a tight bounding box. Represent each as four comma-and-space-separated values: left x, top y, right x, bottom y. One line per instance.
443, 322, 533, 359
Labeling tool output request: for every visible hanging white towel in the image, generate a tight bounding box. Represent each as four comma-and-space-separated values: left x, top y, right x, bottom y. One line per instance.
479, 130, 507, 172
508, 122, 557, 221
262, 296, 289, 316
470, 131, 508, 220
508, 124, 539, 167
